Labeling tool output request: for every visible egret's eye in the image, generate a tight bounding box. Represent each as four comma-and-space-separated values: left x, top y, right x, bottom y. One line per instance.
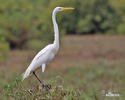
59, 8, 63, 10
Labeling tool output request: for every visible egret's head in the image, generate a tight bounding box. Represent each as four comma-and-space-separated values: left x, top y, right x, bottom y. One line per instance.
54, 7, 74, 12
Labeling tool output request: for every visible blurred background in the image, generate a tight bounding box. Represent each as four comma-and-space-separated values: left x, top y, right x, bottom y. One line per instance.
0, 0, 125, 99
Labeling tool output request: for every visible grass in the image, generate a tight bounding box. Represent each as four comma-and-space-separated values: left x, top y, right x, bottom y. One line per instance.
1, 77, 80, 100
0, 70, 81, 100
0, 61, 125, 100
0, 35, 125, 100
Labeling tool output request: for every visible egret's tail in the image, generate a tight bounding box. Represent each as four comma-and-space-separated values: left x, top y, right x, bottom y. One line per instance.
22, 68, 31, 81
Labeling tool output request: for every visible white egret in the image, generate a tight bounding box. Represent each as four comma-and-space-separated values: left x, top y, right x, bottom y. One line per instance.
22, 7, 74, 87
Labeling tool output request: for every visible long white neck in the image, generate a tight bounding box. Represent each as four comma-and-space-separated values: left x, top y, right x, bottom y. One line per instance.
52, 10, 59, 47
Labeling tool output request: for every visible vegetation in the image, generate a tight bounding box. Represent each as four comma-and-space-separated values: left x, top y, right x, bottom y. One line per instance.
110, 0, 125, 34
0, 0, 125, 51
1, 76, 80, 100
0, 62, 124, 100
0, 32, 9, 59
0, 35, 125, 99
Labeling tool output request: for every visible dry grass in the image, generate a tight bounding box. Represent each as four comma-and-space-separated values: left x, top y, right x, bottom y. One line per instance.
1, 35, 125, 71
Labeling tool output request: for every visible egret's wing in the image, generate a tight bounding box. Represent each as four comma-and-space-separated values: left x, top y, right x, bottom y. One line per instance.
33, 44, 53, 61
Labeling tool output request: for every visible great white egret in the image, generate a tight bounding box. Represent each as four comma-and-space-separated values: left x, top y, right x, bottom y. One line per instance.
22, 7, 74, 87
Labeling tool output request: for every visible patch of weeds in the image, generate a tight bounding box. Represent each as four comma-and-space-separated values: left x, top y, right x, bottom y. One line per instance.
2, 75, 81, 100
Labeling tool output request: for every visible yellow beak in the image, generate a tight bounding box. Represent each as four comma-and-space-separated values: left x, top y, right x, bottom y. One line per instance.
60, 7, 75, 10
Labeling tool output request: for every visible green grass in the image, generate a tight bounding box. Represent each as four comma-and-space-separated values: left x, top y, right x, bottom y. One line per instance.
1, 77, 80, 100
0, 74, 80, 100
0, 61, 125, 100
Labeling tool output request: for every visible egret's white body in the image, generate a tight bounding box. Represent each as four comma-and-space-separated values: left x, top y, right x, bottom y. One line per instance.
22, 7, 74, 83
27, 44, 58, 71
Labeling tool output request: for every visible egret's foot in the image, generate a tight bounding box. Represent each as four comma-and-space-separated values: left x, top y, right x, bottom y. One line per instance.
46, 84, 51, 90
41, 84, 51, 90
41, 84, 45, 89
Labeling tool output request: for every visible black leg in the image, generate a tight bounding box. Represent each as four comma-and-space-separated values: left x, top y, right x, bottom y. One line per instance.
33, 72, 42, 84
33, 71, 51, 90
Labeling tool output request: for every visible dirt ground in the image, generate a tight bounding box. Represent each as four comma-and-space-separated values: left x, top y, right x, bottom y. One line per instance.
0, 35, 125, 72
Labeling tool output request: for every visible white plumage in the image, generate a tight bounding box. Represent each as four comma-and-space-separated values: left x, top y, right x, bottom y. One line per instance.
22, 44, 58, 80
22, 7, 74, 84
